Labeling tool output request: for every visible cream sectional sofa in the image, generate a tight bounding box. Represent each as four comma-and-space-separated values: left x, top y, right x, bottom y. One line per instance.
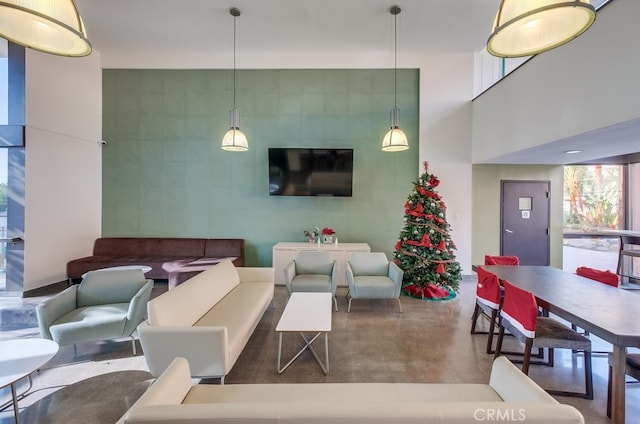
137, 259, 274, 382
117, 356, 584, 424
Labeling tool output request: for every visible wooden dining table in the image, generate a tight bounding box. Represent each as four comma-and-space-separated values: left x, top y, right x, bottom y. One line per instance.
481, 265, 640, 424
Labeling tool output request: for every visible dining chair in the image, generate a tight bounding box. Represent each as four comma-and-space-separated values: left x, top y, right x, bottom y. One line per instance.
484, 255, 520, 266
572, 266, 619, 353
470, 266, 501, 353
576, 266, 619, 287
606, 352, 640, 418
284, 251, 338, 311
494, 280, 593, 399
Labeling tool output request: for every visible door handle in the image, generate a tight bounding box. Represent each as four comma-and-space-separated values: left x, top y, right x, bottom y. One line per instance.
504, 229, 514, 234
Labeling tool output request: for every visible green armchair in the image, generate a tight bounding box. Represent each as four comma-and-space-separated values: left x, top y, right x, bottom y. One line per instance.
345, 252, 403, 313
284, 251, 338, 311
36, 269, 153, 354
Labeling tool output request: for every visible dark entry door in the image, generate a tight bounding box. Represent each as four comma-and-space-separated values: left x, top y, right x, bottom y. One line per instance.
501, 180, 550, 265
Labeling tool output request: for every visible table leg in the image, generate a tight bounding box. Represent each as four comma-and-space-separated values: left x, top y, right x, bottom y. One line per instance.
303, 332, 328, 375
277, 332, 328, 374
610, 345, 626, 424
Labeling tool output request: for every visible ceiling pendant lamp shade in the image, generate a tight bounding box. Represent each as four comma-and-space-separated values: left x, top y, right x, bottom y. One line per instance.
487, 0, 596, 58
221, 7, 248, 152
0, 0, 91, 56
382, 107, 409, 152
382, 5, 408, 152
221, 108, 249, 151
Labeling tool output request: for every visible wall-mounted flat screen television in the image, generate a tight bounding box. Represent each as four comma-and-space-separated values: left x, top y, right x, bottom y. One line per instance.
268, 148, 353, 197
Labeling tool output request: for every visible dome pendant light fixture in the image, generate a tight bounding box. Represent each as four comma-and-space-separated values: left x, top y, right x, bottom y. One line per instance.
487, 0, 596, 58
0, 0, 91, 57
382, 5, 408, 152
221, 7, 249, 152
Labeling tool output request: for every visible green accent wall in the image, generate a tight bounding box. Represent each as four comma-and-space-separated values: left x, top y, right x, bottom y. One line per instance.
102, 69, 419, 266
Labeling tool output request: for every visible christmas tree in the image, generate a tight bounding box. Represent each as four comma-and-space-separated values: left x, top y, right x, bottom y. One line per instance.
394, 162, 462, 300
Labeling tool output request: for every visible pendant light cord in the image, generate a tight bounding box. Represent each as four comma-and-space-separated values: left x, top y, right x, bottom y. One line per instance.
394, 10, 398, 110
233, 13, 237, 109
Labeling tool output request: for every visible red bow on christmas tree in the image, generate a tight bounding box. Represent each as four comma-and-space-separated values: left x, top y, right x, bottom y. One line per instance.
406, 234, 433, 247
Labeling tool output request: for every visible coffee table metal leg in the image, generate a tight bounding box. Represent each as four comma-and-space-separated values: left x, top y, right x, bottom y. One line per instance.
277, 331, 328, 374
302, 332, 328, 375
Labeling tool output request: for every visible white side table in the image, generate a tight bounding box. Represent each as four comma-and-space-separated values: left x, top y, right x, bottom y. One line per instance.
0, 339, 59, 424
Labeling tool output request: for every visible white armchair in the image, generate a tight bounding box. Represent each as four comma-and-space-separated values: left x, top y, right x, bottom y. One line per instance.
36, 269, 153, 354
284, 251, 338, 311
345, 252, 403, 313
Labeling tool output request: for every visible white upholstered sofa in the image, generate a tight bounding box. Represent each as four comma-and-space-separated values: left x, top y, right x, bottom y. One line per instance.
117, 356, 584, 424
137, 259, 274, 382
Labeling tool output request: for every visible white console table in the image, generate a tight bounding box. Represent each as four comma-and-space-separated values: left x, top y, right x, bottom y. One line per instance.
272, 242, 371, 286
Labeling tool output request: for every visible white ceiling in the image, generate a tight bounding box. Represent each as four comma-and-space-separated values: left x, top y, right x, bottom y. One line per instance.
73, 0, 501, 58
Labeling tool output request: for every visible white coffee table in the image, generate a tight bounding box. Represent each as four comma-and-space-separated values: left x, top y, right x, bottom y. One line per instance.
81, 265, 152, 278
0, 338, 59, 424
276, 292, 332, 374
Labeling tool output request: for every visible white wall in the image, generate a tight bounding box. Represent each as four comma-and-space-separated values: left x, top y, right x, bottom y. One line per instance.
24, 50, 102, 291
472, 0, 640, 163
418, 53, 474, 274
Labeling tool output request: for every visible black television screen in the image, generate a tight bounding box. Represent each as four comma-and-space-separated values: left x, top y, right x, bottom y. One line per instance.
269, 148, 353, 197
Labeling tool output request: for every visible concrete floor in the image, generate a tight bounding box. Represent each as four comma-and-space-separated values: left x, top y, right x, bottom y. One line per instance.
1, 280, 639, 423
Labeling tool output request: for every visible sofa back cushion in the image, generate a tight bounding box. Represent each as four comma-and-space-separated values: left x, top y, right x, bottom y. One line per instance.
93, 238, 207, 257
147, 260, 240, 327
78, 269, 147, 307
204, 239, 244, 258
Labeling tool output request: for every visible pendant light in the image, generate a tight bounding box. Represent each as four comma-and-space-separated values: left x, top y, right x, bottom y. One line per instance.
487, 0, 596, 58
0, 0, 91, 57
221, 7, 248, 152
382, 5, 409, 152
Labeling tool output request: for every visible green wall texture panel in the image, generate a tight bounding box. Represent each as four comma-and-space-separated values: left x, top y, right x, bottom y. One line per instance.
102, 69, 419, 266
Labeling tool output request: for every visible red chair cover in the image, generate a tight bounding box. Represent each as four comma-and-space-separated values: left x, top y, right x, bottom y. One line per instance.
484, 255, 520, 266
500, 280, 538, 339
576, 266, 619, 287
476, 266, 501, 310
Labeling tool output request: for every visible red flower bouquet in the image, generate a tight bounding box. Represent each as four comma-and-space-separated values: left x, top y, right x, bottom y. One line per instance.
322, 227, 335, 235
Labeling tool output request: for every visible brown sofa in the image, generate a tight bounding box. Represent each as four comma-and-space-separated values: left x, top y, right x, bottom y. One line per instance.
66, 238, 244, 285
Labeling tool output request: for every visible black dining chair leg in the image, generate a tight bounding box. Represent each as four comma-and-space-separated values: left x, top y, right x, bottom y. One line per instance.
470, 303, 481, 334
493, 320, 506, 359
548, 348, 554, 367
486, 309, 499, 354
522, 339, 534, 375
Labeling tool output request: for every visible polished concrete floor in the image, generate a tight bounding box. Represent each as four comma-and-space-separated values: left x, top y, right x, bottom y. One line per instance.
1, 280, 639, 423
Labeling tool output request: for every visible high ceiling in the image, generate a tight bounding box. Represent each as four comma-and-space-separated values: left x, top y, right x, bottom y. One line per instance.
73, 0, 501, 59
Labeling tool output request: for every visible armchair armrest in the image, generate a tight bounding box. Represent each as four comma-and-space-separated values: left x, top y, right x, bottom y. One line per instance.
36, 285, 78, 340
389, 262, 404, 297
283, 261, 296, 294
345, 262, 355, 291
124, 280, 154, 335
330, 260, 339, 294
137, 322, 230, 378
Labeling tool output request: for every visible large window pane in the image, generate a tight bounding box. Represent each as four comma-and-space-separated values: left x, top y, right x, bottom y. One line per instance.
562, 165, 624, 273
